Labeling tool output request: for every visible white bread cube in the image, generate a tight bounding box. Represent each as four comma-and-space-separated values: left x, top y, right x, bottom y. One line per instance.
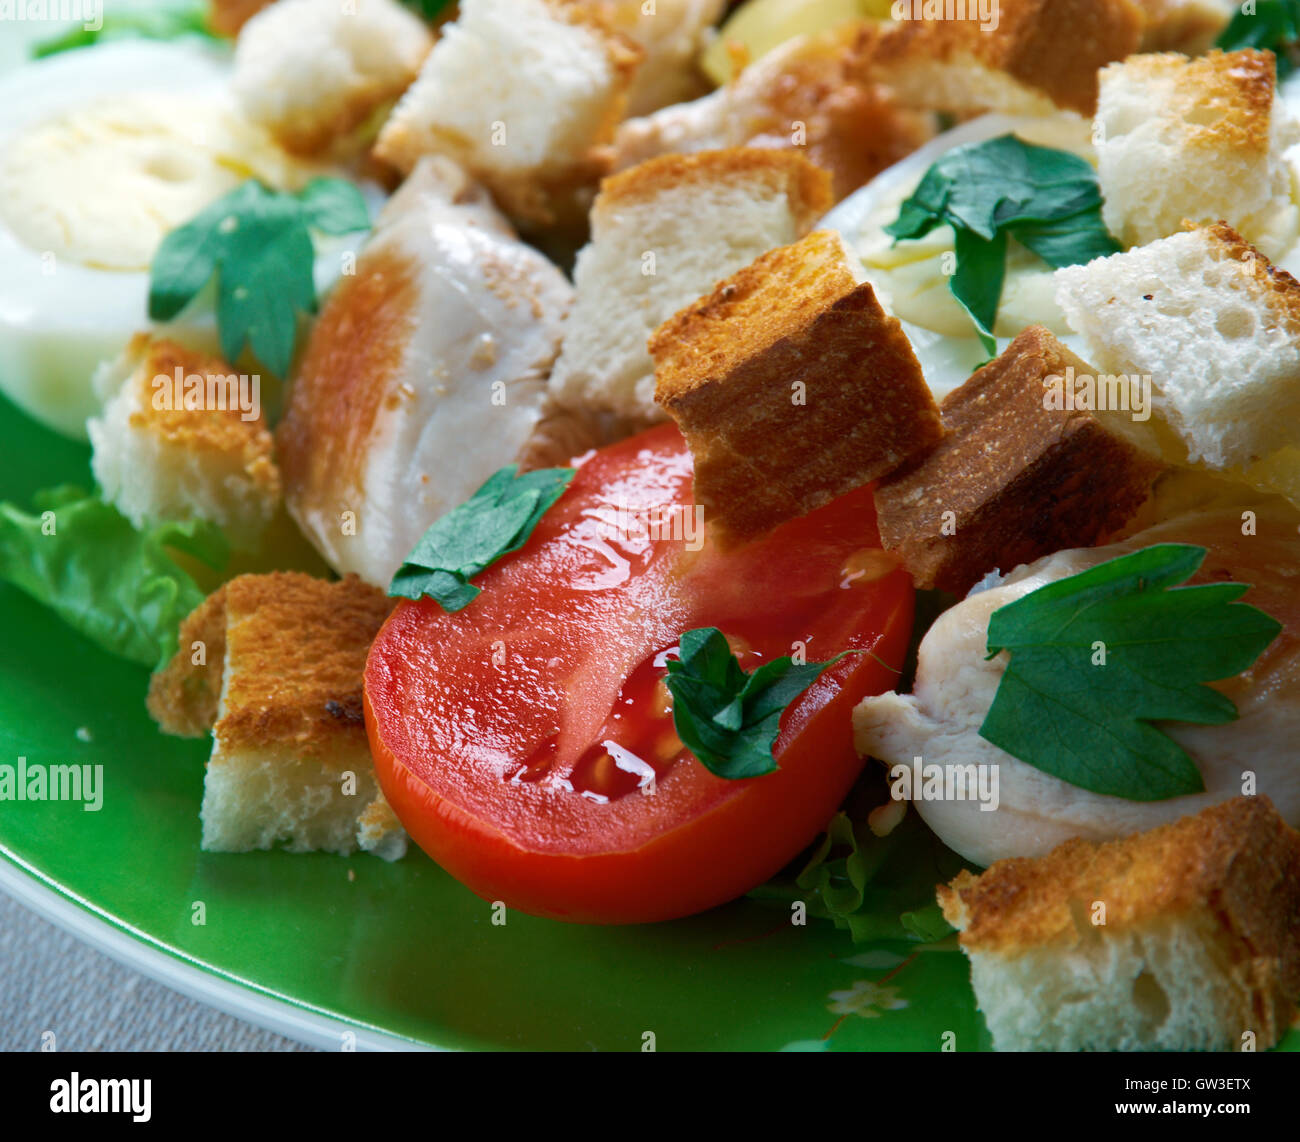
939, 796, 1300, 1051
1096, 50, 1300, 257
373, 0, 641, 224
232, 0, 433, 156
1055, 222, 1300, 469
549, 148, 832, 422
87, 335, 281, 550
579, 0, 726, 115
148, 573, 407, 860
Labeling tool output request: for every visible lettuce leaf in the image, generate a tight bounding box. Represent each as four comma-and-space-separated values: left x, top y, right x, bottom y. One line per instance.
750, 798, 971, 943
0, 486, 227, 670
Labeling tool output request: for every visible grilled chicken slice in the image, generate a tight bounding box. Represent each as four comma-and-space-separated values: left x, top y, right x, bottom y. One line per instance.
855, 506, 1300, 867
277, 156, 573, 587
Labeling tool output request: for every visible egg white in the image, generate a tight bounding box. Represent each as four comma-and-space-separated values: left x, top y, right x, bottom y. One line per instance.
821, 113, 1098, 401
0, 39, 384, 439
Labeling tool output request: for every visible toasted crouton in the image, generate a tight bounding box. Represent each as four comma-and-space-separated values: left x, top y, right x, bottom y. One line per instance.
149, 572, 406, 860
209, 0, 273, 37
610, 25, 935, 203
651, 229, 941, 545
873, 326, 1164, 595
87, 335, 281, 551
548, 148, 832, 423
577, 0, 727, 115
1095, 50, 1300, 256
372, 0, 642, 225
1130, 0, 1235, 52
857, 0, 1142, 117
231, 0, 434, 157
939, 796, 1300, 1051
1055, 222, 1300, 470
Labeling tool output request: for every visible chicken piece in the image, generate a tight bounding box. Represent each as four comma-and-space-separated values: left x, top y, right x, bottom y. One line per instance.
276, 156, 573, 587
854, 507, 1300, 867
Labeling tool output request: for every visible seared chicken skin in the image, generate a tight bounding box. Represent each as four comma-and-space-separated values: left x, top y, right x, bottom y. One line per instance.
276, 156, 573, 587
855, 507, 1300, 867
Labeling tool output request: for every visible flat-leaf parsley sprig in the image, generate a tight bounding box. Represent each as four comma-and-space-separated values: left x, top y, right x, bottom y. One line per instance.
978, 544, 1282, 801
885, 134, 1120, 354
389, 465, 576, 613
148, 178, 371, 377
665, 627, 874, 780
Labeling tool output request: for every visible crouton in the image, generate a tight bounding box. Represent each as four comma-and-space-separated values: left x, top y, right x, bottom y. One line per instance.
939, 796, 1300, 1051
651, 229, 941, 545
87, 335, 281, 551
209, 0, 273, 38
231, 0, 434, 157
548, 148, 832, 423
857, 0, 1142, 118
149, 572, 406, 860
873, 326, 1164, 595
610, 25, 935, 203
1095, 50, 1300, 256
1130, 0, 1235, 53
577, 0, 727, 115
1055, 222, 1300, 470
372, 0, 642, 225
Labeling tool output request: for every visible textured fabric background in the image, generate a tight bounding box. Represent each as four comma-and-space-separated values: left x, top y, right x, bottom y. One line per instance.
0, 892, 313, 1051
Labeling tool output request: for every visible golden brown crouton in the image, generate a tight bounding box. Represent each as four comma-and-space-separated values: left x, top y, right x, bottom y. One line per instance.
873, 326, 1164, 595
149, 572, 406, 859
857, 0, 1142, 117
651, 229, 942, 546
939, 796, 1300, 1051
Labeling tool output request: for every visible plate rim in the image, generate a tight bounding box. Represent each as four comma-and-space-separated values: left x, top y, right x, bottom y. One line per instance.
0, 844, 437, 1052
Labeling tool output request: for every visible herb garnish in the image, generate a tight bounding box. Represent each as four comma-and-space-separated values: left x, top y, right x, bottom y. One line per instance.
885, 134, 1120, 354
31, 1, 218, 58
665, 627, 863, 780
978, 544, 1281, 801
148, 178, 370, 377
389, 465, 575, 612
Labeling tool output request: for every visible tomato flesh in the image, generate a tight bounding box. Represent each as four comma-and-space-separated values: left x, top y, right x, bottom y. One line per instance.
364, 424, 913, 923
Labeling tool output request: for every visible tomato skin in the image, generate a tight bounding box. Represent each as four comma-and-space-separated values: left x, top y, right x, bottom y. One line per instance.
365, 424, 914, 924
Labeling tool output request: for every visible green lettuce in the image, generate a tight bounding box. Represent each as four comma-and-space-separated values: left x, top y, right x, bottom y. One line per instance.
0, 486, 227, 670
750, 795, 971, 943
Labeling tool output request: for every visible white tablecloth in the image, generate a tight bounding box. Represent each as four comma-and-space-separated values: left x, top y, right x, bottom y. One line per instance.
0, 891, 312, 1051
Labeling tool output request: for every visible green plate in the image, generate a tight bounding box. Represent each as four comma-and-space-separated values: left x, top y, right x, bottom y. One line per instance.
0, 395, 988, 1052
2, 395, 1295, 1052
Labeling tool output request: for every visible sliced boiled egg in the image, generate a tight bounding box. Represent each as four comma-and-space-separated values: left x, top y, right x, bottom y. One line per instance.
821, 112, 1097, 401
0, 39, 384, 439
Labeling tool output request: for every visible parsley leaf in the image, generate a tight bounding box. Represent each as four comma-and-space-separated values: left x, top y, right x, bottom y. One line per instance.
665, 628, 860, 780
885, 134, 1120, 354
400, 0, 457, 17
1216, 0, 1300, 79
389, 465, 575, 612
148, 178, 370, 377
979, 544, 1282, 801
31, 0, 217, 58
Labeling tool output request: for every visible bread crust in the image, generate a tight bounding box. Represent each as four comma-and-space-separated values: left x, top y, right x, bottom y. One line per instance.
595, 147, 833, 233
938, 795, 1300, 1043
874, 326, 1164, 594
651, 229, 941, 545
855, 0, 1142, 115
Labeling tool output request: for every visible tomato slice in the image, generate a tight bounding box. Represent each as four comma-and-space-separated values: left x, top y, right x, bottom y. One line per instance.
364, 424, 913, 923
